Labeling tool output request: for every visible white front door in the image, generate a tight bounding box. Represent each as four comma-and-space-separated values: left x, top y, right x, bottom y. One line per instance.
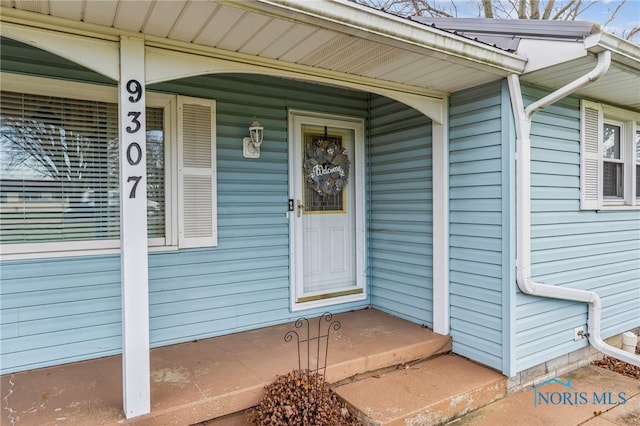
289, 111, 366, 311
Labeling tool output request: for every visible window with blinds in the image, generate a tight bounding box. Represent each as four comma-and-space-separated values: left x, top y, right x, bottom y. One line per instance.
0, 91, 165, 245
603, 122, 624, 199
636, 130, 640, 199
580, 99, 640, 209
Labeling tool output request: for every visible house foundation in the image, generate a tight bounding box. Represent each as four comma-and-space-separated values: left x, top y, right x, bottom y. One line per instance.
507, 330, 639, 393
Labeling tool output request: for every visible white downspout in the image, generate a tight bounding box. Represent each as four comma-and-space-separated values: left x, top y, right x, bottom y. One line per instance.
507, 51, 640, 367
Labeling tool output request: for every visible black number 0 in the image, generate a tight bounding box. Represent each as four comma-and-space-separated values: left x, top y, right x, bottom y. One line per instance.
127, 142, 142, 166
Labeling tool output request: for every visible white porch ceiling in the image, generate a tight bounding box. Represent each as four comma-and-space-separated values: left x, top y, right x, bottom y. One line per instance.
0, 0, 525, 97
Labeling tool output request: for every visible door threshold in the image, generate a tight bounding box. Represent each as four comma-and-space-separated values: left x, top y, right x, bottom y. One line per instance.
297, 288, 363, 303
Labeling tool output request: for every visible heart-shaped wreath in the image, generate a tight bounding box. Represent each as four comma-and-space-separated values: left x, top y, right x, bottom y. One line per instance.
304, 139, 350, 197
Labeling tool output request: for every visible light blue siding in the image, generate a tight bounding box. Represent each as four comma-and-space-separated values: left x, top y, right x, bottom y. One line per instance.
0, 39, 373, 373
449, 81, 509, 372
368, 95, 434, 326
0, 256, 122, 372
515, 85, 640, 371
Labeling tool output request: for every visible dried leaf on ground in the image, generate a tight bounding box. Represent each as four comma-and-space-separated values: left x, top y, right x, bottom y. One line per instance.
592, 345, 640, 380
254, 369, 362, 426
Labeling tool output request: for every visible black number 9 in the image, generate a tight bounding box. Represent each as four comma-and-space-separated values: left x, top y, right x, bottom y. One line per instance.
126, 79, 142, 103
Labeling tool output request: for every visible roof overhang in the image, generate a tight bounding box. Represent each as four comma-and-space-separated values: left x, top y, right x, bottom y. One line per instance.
409, 16, 639, 111
0, 0, 526, 100
521, 32, 640, 110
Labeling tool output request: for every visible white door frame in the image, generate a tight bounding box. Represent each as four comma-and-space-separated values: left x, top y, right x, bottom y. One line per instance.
288, 110, 366, 312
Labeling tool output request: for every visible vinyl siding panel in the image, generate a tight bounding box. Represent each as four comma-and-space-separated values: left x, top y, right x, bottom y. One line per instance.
0, 256, 122, 372
0, 38, 372, 373
515, 85, 640, 371
369, 95, 433, 326
449, 81, 508, 372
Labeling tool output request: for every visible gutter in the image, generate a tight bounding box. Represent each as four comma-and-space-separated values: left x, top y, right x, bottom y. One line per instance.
585, 32, 640, 67
507, 51, 640, 367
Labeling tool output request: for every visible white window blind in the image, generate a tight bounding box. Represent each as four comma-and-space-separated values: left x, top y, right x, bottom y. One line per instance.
145, 107, 166, 240
0, 91, 164, 245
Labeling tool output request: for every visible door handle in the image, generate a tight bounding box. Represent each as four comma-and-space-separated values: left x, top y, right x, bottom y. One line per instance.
297, 200, 305, 218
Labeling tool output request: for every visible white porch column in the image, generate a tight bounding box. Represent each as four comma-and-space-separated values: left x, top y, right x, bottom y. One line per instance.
119, 36, 150, 418
431, 101, 450, 335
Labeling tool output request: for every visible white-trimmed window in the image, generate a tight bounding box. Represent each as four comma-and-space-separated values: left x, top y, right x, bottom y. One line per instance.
636, 129, 640, 200
0, 74, 217, 259
580, 100, 639, 210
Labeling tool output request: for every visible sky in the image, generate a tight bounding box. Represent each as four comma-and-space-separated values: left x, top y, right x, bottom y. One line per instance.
579, 0, 640, 40
451, 0, 640, 42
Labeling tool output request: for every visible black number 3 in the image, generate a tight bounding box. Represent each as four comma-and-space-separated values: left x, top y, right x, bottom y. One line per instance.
126, 111, 141, 134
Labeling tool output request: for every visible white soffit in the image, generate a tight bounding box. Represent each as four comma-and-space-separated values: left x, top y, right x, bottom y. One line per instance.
0, 0, 526, 96
523, 59, 640, 110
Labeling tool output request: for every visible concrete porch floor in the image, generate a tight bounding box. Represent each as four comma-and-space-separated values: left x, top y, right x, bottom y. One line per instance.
1, 309, 454, 425
4, 307, 634, 426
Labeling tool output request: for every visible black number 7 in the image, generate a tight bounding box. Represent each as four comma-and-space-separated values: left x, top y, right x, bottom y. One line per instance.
127, 176, 142, 198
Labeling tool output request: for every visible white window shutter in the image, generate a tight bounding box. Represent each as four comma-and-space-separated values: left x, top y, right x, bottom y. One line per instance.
178, 96, 217, 248
580, 100, 602, 210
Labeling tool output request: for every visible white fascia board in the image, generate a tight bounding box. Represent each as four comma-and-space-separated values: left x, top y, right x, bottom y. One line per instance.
518, 38, 588, 73
226, 0, 526, 74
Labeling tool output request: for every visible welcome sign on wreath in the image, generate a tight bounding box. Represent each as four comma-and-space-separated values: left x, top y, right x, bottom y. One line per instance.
304, 138, 350, 197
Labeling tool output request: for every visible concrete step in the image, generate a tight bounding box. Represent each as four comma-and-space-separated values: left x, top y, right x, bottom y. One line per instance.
322, 311, 452, 384
3, 309, 452, 426
334, 354, 506, 426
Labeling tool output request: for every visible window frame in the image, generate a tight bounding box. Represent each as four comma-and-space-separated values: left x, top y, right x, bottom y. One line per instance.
636, 128, 640, 201
602, 120, 625, 201
0, 73, 177, 259
580, 99, 640, 210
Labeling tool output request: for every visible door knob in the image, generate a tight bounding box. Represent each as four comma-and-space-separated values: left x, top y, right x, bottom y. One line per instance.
297, 200, 305, 217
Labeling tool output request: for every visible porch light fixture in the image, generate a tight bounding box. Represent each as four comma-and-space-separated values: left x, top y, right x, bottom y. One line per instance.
243, 120, 264, 158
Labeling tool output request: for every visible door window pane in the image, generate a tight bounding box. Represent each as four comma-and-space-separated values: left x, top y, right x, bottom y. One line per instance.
302, 127, 349, 214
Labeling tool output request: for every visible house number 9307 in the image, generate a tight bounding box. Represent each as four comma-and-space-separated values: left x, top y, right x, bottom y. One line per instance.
125, 79, 143, 199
